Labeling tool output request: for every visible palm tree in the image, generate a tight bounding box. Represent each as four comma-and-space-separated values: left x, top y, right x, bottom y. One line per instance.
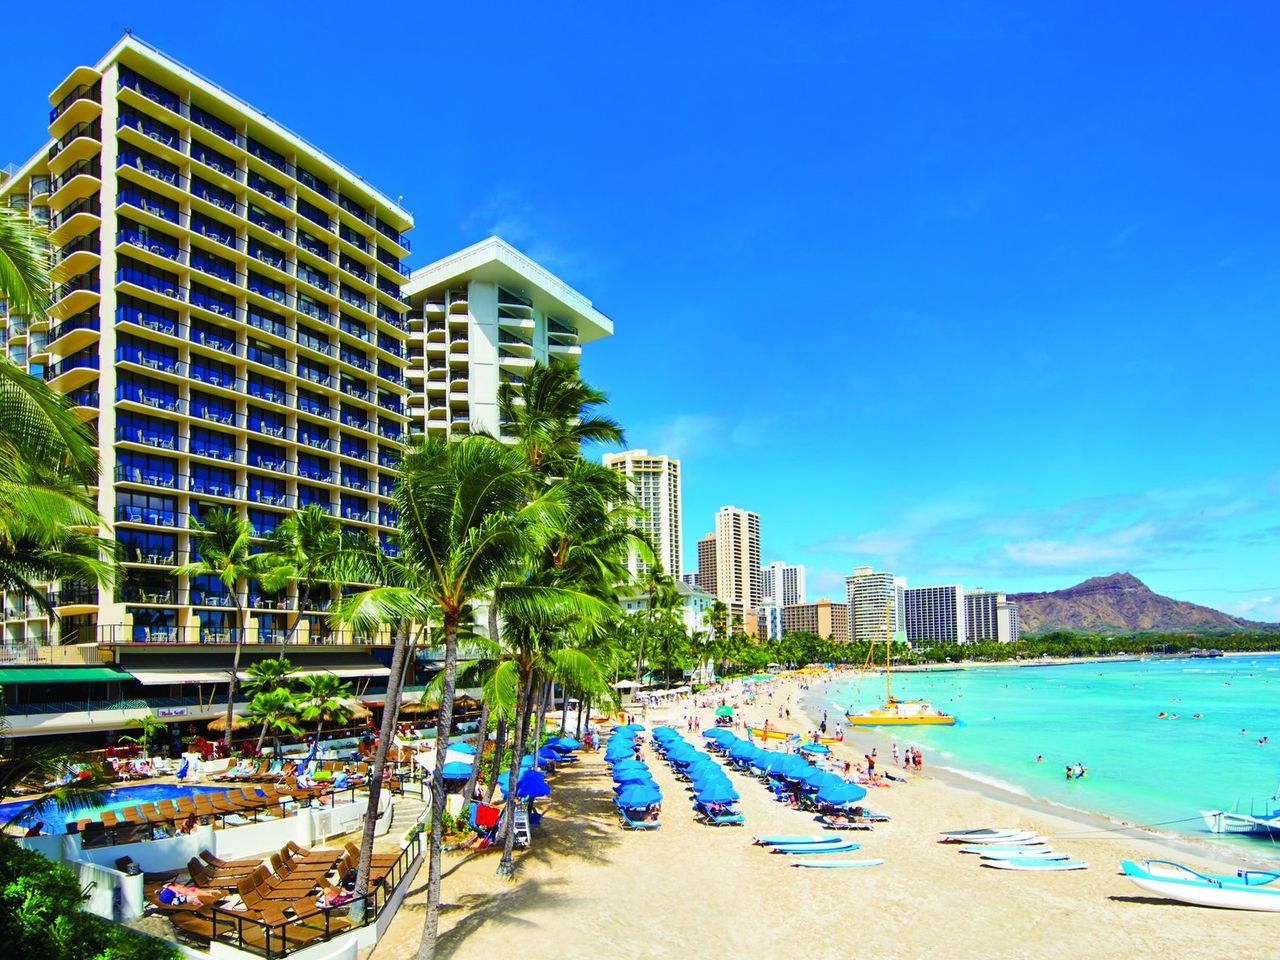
497, 358, 623, 473
296, 672, 356, 740
176, 508, 269, 747
245, 689, 303, 753
708, 599, 728, 643
260, 505, 344, 643
241, 657, 296, 698
0, 205, 51, 320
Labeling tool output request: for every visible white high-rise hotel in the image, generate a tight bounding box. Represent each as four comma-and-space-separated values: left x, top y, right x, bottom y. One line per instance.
714, 505, 761, 617
760, 561, 806, 605
846, 566, 907, 643
602, 449, 681, 578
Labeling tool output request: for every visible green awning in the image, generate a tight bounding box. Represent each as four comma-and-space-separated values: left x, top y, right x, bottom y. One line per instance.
0, 667, 130, 685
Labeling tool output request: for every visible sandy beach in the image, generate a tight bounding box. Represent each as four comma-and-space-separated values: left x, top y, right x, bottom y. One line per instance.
374, 671, 1277, 960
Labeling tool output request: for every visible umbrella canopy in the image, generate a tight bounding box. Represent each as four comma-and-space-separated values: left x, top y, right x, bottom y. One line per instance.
516, 769, 551, 799
799, 742, 831, 755
778, 755, 814, 779
695, 781, 739, 804
451, 742, 478, 755
441, 761, 473, 779
551, 737, 580, 750
397, 699, 434, 717
714, 705, 734, 717
615, 782, 662, 807
205, 713, 253, 732
727, 741, 762, 761
613, 768, 654, 784
611, 679, 641, 689
611, 759, 648, 773
816, 781, 868, 806
537, 746, 560, 761
703, 728, 735, 742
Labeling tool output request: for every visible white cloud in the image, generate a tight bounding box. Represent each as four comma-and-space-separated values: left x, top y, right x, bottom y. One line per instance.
1002, 523, 1156, 568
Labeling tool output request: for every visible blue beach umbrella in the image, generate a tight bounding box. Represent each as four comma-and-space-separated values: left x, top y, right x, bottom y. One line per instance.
452, 742, 478, 755
614, 768, 654, 784
816, 781, 868, 806
727, 741, 760, 761
695, 781, 739, 805
516, 769, 551, 799
799, 742, 831, 755
612, 758, 648, 774
537, 746, 560, 762
702, 728, 734, 742
552, 737, 580, 750
615, 782, 662, 807
441, 761, 473, 779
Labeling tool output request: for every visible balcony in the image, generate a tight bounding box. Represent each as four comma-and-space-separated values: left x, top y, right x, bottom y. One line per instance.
115, 504, 179, 527
49, 79, 101, 131
47, 118, 101, 168
118, 228, 183, 264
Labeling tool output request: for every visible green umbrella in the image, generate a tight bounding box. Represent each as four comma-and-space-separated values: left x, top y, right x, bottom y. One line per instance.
714, 705, 734, 717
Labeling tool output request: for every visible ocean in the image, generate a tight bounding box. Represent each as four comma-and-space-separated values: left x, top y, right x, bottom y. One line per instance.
815, 653, 1280, 858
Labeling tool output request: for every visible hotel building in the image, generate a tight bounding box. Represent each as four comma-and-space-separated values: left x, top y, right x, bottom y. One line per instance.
760, 561, 806, 606
696, 532, 717, 595
902, 584, 966, 645
602, 449, 681, 578
781, 598, 849, 643
846, 566, 907, 644
0, 36, 613, 738
713, 505, 761, 621
966, 590, 1020, 644
401, 236, 611, 440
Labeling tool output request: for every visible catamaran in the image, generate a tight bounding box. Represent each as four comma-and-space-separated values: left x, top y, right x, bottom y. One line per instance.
846, 602, 956, 727
1122, 859, 1280, 911
1201, 786, 1280, 835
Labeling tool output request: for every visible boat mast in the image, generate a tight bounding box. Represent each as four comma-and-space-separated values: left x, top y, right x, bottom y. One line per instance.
884, 600, 892, 704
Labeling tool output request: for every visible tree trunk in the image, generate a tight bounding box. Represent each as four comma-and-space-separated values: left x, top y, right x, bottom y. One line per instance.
350, 621, 413, 922
224, 599, 246, 750
532, 677, 552, 767
574, 695, 584, 739
559, 685, 571, 736
257, 722, 269, 753
485, 712, 506, 804
496, 664, 533, 877
461, 697, 488, 805
415, 614, 462, 960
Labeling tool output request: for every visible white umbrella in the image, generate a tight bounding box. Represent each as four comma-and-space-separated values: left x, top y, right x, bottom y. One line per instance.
612, 679, 641, 689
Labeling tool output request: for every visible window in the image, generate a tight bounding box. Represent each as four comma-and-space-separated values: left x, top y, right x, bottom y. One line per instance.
191, 390, 237, 426
191, 247, 237, 282
116, 411, 177, 450
189, 426, 237, 460
116, 451, 178, 488
115, 491, 177, 526
190, 463, 236, 497
247, 373, 287, 405
190, 354, 236, 389
116, 293, 178, 335
190, 281, 236, 318
191, 104, 237, 142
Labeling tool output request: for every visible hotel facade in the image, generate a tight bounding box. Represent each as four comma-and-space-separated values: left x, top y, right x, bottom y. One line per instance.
0, 36, 613, 738
602, 449, 682, 578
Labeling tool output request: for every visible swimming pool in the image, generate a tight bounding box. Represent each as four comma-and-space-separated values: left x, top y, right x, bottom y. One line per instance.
0, 783, 231, 835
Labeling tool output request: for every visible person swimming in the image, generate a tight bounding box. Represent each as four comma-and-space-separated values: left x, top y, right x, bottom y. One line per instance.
1035, 755, 1044, 763
1157, 711, 1167, 718
1073, 762, 1086, 779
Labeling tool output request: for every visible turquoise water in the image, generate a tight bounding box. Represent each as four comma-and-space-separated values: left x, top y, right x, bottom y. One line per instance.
0, 784, 231, 834
818, 655, 1280, 855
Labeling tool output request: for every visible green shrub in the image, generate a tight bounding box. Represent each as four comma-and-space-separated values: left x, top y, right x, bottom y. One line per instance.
0, 839, 180, 960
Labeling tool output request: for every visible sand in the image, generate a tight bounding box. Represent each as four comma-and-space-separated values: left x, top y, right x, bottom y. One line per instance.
372, 672, 1277, 960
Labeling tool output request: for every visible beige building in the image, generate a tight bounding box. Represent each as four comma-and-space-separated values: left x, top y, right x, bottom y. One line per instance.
781, 598, 849, 642
696, 532, 717, 595
713, 505, 761, 613
602, 449, 681, 578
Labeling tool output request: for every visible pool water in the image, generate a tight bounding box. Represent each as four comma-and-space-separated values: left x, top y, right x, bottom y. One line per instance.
1, 783, 231, 834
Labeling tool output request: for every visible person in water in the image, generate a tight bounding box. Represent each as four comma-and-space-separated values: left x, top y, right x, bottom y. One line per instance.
1064, 765, 1074, 780
1074, 762, 1086, 779
1035, 755, 1044, 763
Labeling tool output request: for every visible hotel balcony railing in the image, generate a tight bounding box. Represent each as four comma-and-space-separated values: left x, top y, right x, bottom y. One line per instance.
118, 67, 181, 113
49, 311, 101, 343
113, 464, 178, 490
68, 388, 100, 408
115, 505, 179, 527
297, 232, 334, 261
117, 113, 183, 151
247, 419, 290, 440
298, 299, 333, 324
341, 382, 370, 401
190, 327, 240, 355
298, 367, 333, 388
298, 466, 335, 483
51, 195, 101, 230
338, 225, 369, 252
118, 152, 184, 190
116, 384, 180, 412
189, 442, 242, 462
116, 344, 182, 372
47, 583, 99, 607
377, 424, 403, 441
248, 174, 291, 208
53, 234, 101, 266
118, 229, 183, 263
248, 311, 290, 340
189, 591, 234, 607
49, 80, 101, 124
53, 273, 101, 304
249, 455, 291, 473
191, 147, 241, 181
340, 412, 370, 432
297, 334, 333, 356
46, 352, 99, 380
247, 139, 288, 174
297, 266, 333, 291
250, 245, 289, 273
248, 281, 292, 308
188, 477, 242, 499
380, 310, 408, 331
246, 347, 289, 372
341, 476, 371, 493
340, 289, 370, 312
248, 208, 291, 240
248, 488, 291, 508
50, 158, 101, 195
191, 217, 242, 251
378, 451, 399, 468
340, 352, 372, 372
340, 319, 371, 342
299, 433, 334, 451
191, 405, 241, 427
342, 509, 372, 523
118, 585, 178, 605
48, 119, 102, 162
339, 258, 370, 283
191, 104, 240, 144
190, 254, 239, 284
341, 446, 372, 463
190, 288, 236, 319
117, 426, 178, 451
297, 397, 334, 418
189, 363, 236, 389
191, 183, 240, 215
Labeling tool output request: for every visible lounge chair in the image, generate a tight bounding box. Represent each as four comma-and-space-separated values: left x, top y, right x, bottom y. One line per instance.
617, 807, 660, 830
201, 850, 262, 871
343, 841, 399, 867
693, 801, 745, 826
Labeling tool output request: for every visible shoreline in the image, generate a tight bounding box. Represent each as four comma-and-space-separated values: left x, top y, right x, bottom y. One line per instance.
890, 649, 1271, 672
794, 672, 1280, 871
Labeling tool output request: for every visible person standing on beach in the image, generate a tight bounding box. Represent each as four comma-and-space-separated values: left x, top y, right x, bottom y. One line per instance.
865, 753, 876, 779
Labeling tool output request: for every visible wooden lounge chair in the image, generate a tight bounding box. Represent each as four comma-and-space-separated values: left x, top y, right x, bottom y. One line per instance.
201, 850, 261, 870
343, 841, 398, 867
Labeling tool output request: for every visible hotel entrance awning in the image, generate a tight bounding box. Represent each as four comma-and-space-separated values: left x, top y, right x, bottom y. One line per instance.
0, 667, 130, 684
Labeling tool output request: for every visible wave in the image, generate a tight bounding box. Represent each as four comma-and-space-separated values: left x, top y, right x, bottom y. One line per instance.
936, 765, 1032, 798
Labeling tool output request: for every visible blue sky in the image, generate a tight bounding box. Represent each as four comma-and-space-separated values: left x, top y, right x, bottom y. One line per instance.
5, 3, 1279, 620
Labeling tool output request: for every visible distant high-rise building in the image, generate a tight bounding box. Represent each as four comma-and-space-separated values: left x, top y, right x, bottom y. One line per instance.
696, 532, 717, 594
761, 561, 806, 605
966, 590, 1020, 644
679, 572, 698, 587
602, 449, 681, 578
714, 506, 761, 611
846, 566, 906, 643
903, 585, 966, 644
782, 598, 849, 642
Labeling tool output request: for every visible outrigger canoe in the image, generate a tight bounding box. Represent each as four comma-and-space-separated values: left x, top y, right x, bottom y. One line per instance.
1122, 859, 1280, 911
749, 727, 842, 744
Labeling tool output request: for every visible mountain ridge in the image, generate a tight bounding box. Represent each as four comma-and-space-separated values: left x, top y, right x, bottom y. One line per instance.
1008, 572, 1279, 634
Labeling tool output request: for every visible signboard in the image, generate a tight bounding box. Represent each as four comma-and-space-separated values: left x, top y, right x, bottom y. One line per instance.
156, 707, 187, 718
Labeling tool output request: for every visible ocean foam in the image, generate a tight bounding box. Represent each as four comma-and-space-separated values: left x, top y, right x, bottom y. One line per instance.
937, 765, 1032, 798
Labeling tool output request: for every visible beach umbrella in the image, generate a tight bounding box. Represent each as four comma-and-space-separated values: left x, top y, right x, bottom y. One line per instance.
804, 770, 845, 792
451, 742, 479, 755
695, 781, 739, 804
652, 725, 679, 737
816, 781, 868, 806
537, 746, 560, 762
206, 712, 254, 732
552, 736, 580, 751
684, 758, 718, 778
441, 761, 473, 779
605, 748, 635, 763
516, 769, 551, 799
779, 755, 814, 779
702, 728, 734, 742
614, 767, 654, 784
714, 705, 734, 718
612, 758, 648, 773
615, 782, 662, 807
799, 742, 831, 755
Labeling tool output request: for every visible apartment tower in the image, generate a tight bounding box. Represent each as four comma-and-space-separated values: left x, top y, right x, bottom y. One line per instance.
966, 590, 1021, 644
602, 449, 681, 578
902, 584, 966, 645
781, 598, 849, 642
846, 566, 907, 644
760, 561, 806, 605
401, 237, 612, 440
696, 532, 717, 595
713, 505, 761, 619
